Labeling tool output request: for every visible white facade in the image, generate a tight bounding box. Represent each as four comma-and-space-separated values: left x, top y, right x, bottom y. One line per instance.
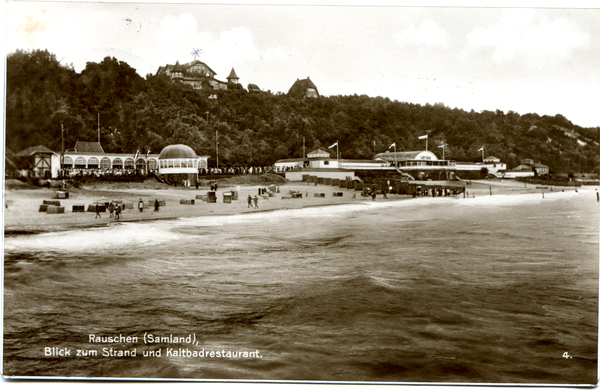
158, 158, 206, 175
61, 152, 161, 172
308, 159, 339, 169
454, 161, 507, 176
501, 170, 536, 179
285, 169, 357, 182
338, 160, 391, 170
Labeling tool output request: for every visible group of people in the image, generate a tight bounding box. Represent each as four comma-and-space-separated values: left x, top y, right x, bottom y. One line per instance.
247, 195, 259, 209
97, 202, 121, 220
137, 199, 161, 213
95, 198, 161, 219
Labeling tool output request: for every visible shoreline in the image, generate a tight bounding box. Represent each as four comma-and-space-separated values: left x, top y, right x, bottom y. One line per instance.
3, 180, 590, 237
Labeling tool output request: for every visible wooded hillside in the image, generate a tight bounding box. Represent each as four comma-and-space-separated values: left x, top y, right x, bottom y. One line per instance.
6, 49, 599, 174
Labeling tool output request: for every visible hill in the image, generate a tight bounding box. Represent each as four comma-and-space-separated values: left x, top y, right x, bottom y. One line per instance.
6, 49, 599, 175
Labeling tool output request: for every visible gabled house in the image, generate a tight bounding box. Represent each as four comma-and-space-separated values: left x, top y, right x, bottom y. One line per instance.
288, 77, 319, 99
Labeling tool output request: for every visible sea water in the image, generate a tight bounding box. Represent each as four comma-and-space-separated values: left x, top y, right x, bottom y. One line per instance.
3, 189, 598, 383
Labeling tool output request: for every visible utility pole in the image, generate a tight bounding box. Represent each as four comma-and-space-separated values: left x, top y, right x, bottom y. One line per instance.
216, 129, 219, 170
61, 123, 65, 174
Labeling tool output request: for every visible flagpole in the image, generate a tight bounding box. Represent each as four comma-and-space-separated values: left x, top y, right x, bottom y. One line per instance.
426, 136, 428, 151
337, 140, 339, 160
394, 144, 396, 167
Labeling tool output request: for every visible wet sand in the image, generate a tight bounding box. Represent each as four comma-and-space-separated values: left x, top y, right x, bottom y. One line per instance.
3, 179, 568, 235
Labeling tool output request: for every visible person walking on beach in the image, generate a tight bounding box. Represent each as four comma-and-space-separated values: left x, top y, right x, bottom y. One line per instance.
253, 196, 258, 209
138, 199, 144, 213
95, 204, 101, 218
247, 195, 253, 208
115, 205, 121, 220
372, 191, 376, 201
108, 202, 115, 218
154, 199, 160, 212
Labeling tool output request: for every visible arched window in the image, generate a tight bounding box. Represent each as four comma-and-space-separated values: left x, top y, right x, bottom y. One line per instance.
88, 157, 99, 168
113, 158, 123, 169
136, 159, 145, 169
62, 156, 73, 168
147, 159, 157, 170
100, 157, 111, 169
168, 160, 174, 168
124, 158, 134, 169
198, 160, 207, 169
75, 157, 87, 168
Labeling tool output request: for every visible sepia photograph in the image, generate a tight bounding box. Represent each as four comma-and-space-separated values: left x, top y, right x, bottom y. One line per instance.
2, 0, 599, 386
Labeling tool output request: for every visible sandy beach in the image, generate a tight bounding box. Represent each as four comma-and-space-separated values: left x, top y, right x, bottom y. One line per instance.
3, 177, 575, 235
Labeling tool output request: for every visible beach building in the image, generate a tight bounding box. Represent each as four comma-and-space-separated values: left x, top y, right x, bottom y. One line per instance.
158, 144, 209, 185
501, 159, 548, 178
60, 141, 161, 175
14, 141, 209, 183
374, 150, 457, 181
158, 144, 203, 174
277, 148, 396, 181
15, 145, 59, 179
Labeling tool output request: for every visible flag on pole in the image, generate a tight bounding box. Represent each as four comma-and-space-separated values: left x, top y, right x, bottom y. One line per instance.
478, 147, 484, 151
145, 149, 150, 159
418, 135, 428, 140
329, 142, 338, 149
134, 149, 140, 161
389, 143, 396, 149
438, 144, 444, 148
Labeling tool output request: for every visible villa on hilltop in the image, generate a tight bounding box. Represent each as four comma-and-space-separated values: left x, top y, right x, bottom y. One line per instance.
288, 77, 319, 99
156, 60, 241, 91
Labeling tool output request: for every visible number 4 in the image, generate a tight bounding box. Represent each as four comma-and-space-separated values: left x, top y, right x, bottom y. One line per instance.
563, 352, 572, 359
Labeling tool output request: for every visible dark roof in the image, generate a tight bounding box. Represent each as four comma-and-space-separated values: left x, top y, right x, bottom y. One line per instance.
227, 68, 239, 80
183, 60, 217, 76
16, 145, 56, 157
172, 61, 186, 73
288, 77, 319, 98
5, 148, 20, 169
74, 142, 104, 153
248, 83, 261, 91
158, 144, 198, 159
157, 60, 218, 77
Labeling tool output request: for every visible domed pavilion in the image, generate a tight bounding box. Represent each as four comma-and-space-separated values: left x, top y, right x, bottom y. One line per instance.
158, 144, 209, 186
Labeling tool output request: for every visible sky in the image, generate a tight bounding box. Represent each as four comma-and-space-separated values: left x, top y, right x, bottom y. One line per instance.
4, 0, 600, 127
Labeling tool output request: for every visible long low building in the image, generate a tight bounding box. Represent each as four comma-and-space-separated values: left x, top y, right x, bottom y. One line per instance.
279, 149, 460, 181
15, 141, 209, 182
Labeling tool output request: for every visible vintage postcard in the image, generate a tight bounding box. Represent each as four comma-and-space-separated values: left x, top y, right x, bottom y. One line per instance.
3, 0, 599, 386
